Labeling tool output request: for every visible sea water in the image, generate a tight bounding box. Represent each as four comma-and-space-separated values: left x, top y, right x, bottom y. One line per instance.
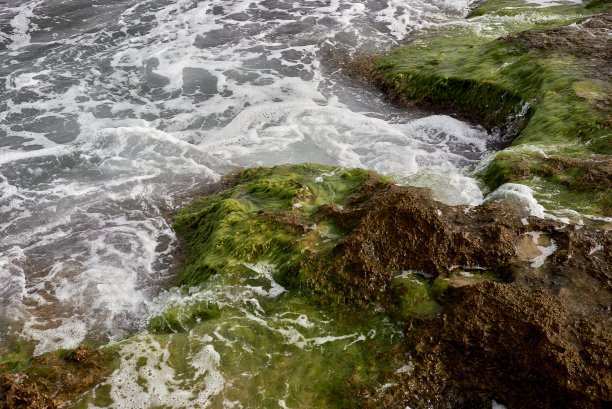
1, 0, 507, 406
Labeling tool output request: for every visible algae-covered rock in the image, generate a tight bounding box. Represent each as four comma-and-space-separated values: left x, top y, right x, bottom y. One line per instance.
172, 164, 610, 409
356, 3, 612, 217
171, 164, 523, 308
3, 164, 609, 408
0, 346, 117, 409
171, 163, 374, 292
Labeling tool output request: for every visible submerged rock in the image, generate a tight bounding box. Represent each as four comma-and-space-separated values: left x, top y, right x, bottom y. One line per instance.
0, 347, 117, 409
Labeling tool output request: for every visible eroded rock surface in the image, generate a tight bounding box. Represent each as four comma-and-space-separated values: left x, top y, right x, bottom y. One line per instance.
329, 178, 612, 409
306, 177, 525, 305
504, 11, 612, 64
360, 282, 612, 409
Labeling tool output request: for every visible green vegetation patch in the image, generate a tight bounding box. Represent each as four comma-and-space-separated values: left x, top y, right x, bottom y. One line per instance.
172, 163, 372, 289
148, 302, 220, 334
391, 274, 451, 320
468, 0, 590, 18
0, 337, 36, 375
374, 4, 611, 216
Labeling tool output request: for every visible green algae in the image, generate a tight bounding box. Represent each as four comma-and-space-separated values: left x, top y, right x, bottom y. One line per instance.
67, 163, 408, 408
75, 282, 401, 408
172, 164, 371, 289
0, 338, 36, 375
108, 163, 478, 408
33, 163, 517, 408
378, 34, 607, 144
585, 0, 612, 8
392, 275, 450, 320
1, 344, 120, 408
148, 303, 220, 334
91, 384, 113, 407
468, 0, 589, 18
525, 178, 612, 217
374, 2, 611, 217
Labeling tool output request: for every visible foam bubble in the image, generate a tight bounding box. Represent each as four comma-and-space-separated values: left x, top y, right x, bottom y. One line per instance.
486, 183, 548, 218
103, 334, 225, 408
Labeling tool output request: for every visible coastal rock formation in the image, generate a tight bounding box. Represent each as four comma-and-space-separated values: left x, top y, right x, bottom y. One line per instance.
2, 164, 609, 408
353, 5, 612, 216
171, 165, 612, 408
504, 11, 612, 63
361, 281, 612, 409
1, 0, 610, 407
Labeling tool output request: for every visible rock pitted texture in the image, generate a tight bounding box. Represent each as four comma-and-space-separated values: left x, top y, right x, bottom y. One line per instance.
338, 178, 612, 409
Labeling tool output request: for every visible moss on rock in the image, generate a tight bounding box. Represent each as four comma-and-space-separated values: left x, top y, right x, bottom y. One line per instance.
171, 163, 372, 290
364, 4, 612, 216
0, 346, 118, 409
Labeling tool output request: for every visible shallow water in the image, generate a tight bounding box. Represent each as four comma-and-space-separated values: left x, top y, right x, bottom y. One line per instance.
1, 0, 507, 406
88, 262, 402, 408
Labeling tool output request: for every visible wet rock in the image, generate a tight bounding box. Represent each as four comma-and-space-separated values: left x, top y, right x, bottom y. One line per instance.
334, 179, 612, 409
361, 281, 612, 409
504, 12, 612, 64
350, 6, 612, 216
0, 347, 116, 409
306, 177, 526, 305
173, 164, 610, 409
538, 156, 612, 193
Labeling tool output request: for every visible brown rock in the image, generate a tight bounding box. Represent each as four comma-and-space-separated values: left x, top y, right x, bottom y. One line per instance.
360, 282, 612, 409
331, 178, 612, 409
0, 347, 115, 409
307, 176, 526, 306
504, 12, 612, 64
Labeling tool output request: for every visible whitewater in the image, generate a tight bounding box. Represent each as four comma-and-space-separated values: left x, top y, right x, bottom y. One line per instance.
0, 0, 514, 406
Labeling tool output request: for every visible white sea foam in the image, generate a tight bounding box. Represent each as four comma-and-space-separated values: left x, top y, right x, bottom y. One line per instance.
589, 244, 603, 255
375, 0, 472, 39
395, 362, 415, 374
1, 0, 490, 362
101, 334, 225, 409
524, 232, 558, 268
492, 400, 508, 409
6, 0, 43, 52
487, 183, 548, 218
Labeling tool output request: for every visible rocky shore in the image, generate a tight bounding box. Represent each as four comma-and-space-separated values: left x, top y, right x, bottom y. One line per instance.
349, 1, 612, 218
1, 0, 611, 407
157, 165, 612, 408
1, 160, 610, 408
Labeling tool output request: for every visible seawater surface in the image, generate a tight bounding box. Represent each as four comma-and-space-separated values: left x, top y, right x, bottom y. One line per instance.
1, 0, 503, 406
